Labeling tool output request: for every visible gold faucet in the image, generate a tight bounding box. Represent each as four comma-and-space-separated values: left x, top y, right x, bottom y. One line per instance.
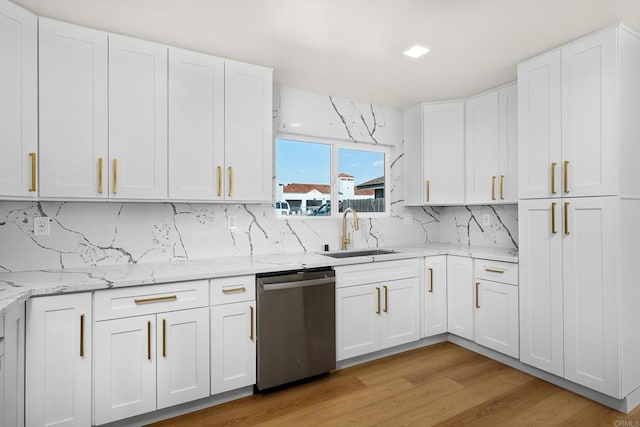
341, 208, 359, 250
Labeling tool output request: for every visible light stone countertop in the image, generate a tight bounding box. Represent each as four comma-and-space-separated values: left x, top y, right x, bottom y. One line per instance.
0, 244, 517, 315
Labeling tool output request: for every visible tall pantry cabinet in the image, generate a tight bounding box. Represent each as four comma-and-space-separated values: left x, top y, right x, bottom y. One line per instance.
518, 25, 640, 399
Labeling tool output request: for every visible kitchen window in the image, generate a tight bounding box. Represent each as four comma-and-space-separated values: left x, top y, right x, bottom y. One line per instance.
275, 135, 390, 217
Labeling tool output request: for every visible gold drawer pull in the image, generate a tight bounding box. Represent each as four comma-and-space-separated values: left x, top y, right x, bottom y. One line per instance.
383, 285, 388, 313
222, 287, 246, 294
29, 152, 37, 192
491, 176, 496, 200
475, 282, 480, 309
499, 175, 504, 200
428, 268, 433, 293
162, 318, 167, 358
147, 321, 152, 360
484, 268, 505, 274
80, 314, 85, 357
113, 158, 118, 194
376, 287, 381, 314
426, 180, 430, 202
551, 202, 557, 234
551, 162, 557, 195
134, 295, 177, 304
564, 202, 570, 235
228, 166, 233, 197
563, 160, 569, 194
217, 165, 222, 197
98, 157, 103, 194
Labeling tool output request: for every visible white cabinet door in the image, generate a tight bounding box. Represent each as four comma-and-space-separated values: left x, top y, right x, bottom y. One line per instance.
517, 50, 562, 199
0, 1, 37, 199
39, 18, 108, 199
465, 91, 500, 204
447, 256, 474, 340
518, 199, 564, 376
423, 101, 465, 205
157, 307, 210, 408
211, 301, 256, 394
168, 48, 225, 201
563, 196, 620, 397
424, 256, 448, 337
336, 284, 381, 361
109, 34, 167, 200
474, 280, 519, 358
562, 28, 618, 198
380, 278, 420, 349
224, 60, 272, 202
94, 315, 156, 425
499, 83, 518, 203
26, 294, 92, 427
2, 303, 24, 427
403, 106, 424, 205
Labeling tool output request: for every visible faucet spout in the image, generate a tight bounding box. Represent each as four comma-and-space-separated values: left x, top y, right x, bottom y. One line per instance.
341, 208, 359, 250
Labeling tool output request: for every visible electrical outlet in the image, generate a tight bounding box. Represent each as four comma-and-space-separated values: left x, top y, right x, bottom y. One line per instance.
227, 215, 238, 232
482, 214, 491, 226
404, 213, 413, 225
34, 217, 50, 236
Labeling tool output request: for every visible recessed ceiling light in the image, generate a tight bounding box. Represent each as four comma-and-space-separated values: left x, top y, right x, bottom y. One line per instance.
289, 122, 303, 128
403, 45, 430, 59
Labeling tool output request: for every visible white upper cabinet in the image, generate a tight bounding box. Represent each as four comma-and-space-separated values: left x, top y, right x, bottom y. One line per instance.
109, 34, 168, 200
465, 83, 518, 204
517, 50, 562, 199
224, 60, 273, 202
519, 27, 619, 200
0, 1, 37, 199
561, 28, 618, 197
168, 48, 225, 201
39, 18, 108, 199
404, 101, 465, 205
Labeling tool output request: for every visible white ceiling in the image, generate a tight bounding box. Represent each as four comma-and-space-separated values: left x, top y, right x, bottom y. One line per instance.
12, 0, 640, 109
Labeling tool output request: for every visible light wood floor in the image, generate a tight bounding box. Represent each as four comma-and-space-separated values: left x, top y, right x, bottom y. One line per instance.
152, 342, 640, 426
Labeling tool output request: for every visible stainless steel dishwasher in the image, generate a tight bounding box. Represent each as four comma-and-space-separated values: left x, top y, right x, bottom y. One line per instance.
256, 267, 336, 390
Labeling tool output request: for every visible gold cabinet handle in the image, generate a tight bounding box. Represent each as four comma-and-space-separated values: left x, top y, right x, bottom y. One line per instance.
484, 268, 505, 274
563, 160, 569, 194
162, 318, 167, 358
491, 176, 496, 200
217, 165, 222, 197
564, 202, 570, 235
383, 285, 388, 313
134, 295, 177, 304
426, 180, 430, 202
428, 268, 433, 293
551, 202, 557, 234
551, 162, 557, 195
475, 282, 480, 309
249, 306, 254, 341
98, 157, 103, 194
147, 320, 152, 361
222, 287, 246, 294
499, 175, 504, 200
376, 287, 381, 314
29, 152, 36, 192
228, 166, 233, 197
113, 159, 118, 194
80, 314, 85, 358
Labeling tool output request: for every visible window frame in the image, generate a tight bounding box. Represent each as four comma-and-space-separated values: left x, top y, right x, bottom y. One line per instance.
275, 133, 391, 219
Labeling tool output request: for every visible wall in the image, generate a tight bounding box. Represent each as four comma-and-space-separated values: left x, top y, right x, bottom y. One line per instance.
0, 87, 517, 273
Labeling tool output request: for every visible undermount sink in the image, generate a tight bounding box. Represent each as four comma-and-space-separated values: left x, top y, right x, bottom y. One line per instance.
324, 249, 396, 258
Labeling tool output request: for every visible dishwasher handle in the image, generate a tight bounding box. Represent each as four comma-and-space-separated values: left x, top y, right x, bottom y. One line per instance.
260, 277, 335, 292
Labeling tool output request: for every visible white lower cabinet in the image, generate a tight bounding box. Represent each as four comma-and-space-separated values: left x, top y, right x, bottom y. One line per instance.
210, 301, 256, 394
93, 281, 210, 424
474, 280, 519, 358
210, 275, 256, 395
423, 256, 448, 337
335, 260, 420, 361
446, 256, 474, 340
26, 294, 91, 427
2, 303, 25, 427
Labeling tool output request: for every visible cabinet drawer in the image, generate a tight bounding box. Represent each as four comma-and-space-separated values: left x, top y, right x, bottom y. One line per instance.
474, 259, 518, 285
210, 275, 256, 305
335, 259, 419, 288
94, 280, 209, 321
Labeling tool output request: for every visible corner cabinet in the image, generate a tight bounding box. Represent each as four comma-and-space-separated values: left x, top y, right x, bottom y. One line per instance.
446, 256, 473, 340
465, 83, 517, 204
335, 259, 420, 361
93, 281, 210, 425
0, 0, 38, 199
423, 256, 448, 337
404, 101, 465, 205
26, 293, 92, 427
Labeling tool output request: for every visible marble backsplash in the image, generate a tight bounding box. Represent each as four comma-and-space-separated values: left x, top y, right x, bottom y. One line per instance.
0, 86, 518, 272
